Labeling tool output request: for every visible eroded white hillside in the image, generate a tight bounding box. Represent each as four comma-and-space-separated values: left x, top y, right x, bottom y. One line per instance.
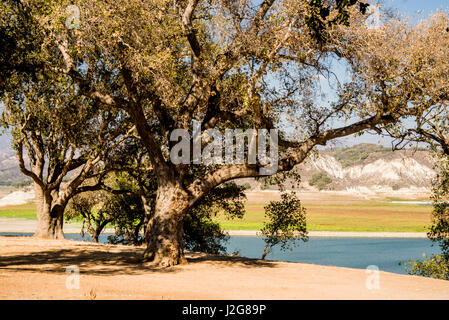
306, 153, 435, 189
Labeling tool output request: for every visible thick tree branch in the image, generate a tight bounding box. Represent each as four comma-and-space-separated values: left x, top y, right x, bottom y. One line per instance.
187, 111, 398, 206
16, 140, 45, 189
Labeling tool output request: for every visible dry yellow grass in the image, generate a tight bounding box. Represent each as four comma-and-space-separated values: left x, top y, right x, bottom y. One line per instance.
215, 191, 432, 232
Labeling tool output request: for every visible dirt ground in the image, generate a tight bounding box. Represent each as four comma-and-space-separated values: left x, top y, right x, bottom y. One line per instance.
0, 237, 448, 300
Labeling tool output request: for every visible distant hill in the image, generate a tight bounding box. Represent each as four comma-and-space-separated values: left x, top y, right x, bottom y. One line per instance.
303, 144, 434, 191
0, 147, 30, 187
0, 143, 437, 192
237, 144, 436, 193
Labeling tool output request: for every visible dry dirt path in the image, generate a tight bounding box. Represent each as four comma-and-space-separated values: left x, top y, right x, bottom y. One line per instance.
0, 237, 448, 300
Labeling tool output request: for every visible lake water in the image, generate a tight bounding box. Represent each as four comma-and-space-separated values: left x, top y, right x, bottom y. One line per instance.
226, 236, 440, 275
1, 233, 440, 275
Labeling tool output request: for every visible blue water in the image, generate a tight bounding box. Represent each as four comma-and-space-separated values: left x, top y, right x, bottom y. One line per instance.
1, 233, 440, 275
226, 236, 440, 275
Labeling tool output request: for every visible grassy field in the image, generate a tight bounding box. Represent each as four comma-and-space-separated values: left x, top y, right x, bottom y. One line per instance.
0, 195, 433, 233
0, 203, 37, 220
214, 199, 433, 233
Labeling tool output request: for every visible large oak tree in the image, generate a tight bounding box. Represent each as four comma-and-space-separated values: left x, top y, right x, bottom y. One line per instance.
0, 70, 132, 239
1, 0, 428, 266
0, 0, 133, 238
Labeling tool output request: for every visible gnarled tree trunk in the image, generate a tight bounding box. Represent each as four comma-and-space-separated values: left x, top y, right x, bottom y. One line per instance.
34, 184, 65, 239
141, 195, 154, 244
143, 185, 188, 267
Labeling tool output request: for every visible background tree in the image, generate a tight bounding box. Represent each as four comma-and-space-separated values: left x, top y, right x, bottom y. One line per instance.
0, 74, 131, 239
406, 154, 449, 280
67, 191, 133, 244
66, 172, 144, 243
0, 0, 134, 239
309, 172, 333, 190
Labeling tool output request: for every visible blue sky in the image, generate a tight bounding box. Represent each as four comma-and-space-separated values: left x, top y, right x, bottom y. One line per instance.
384, 0, 448, 20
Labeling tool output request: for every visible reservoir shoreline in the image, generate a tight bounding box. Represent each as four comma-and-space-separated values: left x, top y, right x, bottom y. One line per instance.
0, 218, 427, 238
227, 230, 428, 238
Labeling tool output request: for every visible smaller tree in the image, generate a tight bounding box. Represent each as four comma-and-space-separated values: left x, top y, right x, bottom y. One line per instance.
406, 154, 449, 279
66, 190, 145, 244
105, 192, 146, 246
428, 155, 449, 256
65, 191, 114, 243
66, 172, 145, 245
260, 192, 308, 260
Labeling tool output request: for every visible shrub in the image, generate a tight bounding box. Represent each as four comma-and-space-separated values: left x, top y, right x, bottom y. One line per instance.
309, 172, 332, 190
405, 154, 449, 280
241, 182, 252, 190
405, 254, 449, 280
260, 192, 308, 259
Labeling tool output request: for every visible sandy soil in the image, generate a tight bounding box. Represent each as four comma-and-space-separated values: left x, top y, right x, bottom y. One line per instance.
0, 236, 448, 300
0, 218, 109, 234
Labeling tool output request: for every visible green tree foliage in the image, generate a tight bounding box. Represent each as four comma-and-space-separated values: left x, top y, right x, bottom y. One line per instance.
428, 155, 449, 254
241, 182, 252, 190
305, 0, 364, 44
0, 0, 132, 239
66, 191, 144, 244
183, 182, 246, 254
106, 192, 146, 246
406, 154, 449, 280
329, 144, 389, 167
260, 192, 308, 259
309, 172, 332, 190
66, 173, 145, 244
406, 254, 449, 280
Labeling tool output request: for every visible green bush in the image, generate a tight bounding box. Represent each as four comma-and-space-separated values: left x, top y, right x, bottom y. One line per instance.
392, 184, 400, 191
241, 182, 252, 190
405, 254, 449, 280
309, 172, 332, 190
260, 183, 269, 190
405, 154, 449, 280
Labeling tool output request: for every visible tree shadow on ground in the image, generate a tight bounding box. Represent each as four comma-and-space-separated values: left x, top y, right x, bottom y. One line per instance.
0, 247, 176, 275
186, 252, 276, 268
0, 247, 276, 276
